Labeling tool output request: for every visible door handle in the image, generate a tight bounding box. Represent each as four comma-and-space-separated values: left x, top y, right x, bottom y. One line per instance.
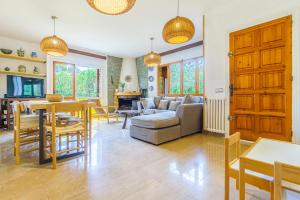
229, 84, 234, 96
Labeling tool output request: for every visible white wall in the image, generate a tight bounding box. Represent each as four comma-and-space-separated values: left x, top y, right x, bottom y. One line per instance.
119, 57, 139, 92
148, 46, 203, 97
0, 36, 46, 97
47, 53, 108, 105
204, 0, 300, 143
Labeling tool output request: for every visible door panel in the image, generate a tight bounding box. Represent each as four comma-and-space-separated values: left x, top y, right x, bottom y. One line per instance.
261, 47, 285, 68
234, 32, 255, 50
259, 71, 285, 90
230, 16, 292, 141
259, 94, 285, 113
235, 74, 254, 91
261, 23, 284, 44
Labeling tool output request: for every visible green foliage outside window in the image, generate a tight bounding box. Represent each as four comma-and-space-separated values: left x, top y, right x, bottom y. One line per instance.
183, 60, 196, 94
55, 64, 73, 97
198, 57, 204, 94
76, 67, 98, 98
170, 63, 181, 94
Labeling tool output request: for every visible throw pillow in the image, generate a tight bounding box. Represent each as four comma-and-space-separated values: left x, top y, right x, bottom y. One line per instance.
158, 100, 169, 110
163, 97, 177, 101
182, 95, 192, 104
168, 101, 181, 111
140, 98, 155, 109
153, 96, 162, 108
191, 96, 203, 104
176, 96, 184, 103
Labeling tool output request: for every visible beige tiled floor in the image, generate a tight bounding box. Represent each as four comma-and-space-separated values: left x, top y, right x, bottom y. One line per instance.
0, 119, 275, 200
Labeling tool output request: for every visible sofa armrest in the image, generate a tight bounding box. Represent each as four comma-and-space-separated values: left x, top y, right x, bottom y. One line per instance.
176, 103, 203, 136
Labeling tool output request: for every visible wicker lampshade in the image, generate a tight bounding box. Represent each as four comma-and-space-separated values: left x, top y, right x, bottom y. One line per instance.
40, 16, 68, 57
40, 35, 68, 56
163, 16, 195, 44
87, 0, 136, 15
144, 51, 161, 67
144, 37, 161, 67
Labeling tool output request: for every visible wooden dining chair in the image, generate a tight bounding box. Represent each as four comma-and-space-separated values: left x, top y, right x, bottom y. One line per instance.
91, 98, 118, 123
44, 102, 87, 169
224, 132, 241, 200
12, 102, 39, 164
274, 162, 300, 200
239, 156, 274, 200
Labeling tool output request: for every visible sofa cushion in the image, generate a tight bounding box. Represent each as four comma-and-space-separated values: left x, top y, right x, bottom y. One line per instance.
158, 100, 169, 110
191, 96, 203, 104
140, 98, 155, 109
131, 111, 179, 129
168, 101, 181, 111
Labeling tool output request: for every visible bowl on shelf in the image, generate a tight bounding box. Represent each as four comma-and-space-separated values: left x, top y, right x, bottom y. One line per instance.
0, 48, 13, 55
46, 94, 64, 102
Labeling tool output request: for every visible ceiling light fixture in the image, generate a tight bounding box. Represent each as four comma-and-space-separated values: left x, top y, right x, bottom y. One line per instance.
86, 0, 136, 15
162, 0, 195, 44
40, 16, 68, 57
144, 37, 161, 67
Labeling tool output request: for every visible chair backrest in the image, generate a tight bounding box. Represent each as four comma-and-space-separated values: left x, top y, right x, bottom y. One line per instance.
274, 162, 300, 200
224, 132, 240, 166
48, 102, 87, 132
240, 156, 274, 177
12, 102, 39, 130
49, 102, 86, 113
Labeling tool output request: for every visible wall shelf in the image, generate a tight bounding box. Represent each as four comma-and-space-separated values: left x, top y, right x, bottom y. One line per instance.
0, 53, 46, 63
0, 70, 46, 78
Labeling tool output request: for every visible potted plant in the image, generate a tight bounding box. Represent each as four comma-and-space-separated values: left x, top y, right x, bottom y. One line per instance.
119, 82, 126, 92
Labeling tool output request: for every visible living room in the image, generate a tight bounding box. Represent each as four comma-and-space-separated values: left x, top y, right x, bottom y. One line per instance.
1, 0, 300, 199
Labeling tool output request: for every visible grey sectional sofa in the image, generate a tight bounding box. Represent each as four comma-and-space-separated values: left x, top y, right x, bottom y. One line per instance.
130, 96, 203, 145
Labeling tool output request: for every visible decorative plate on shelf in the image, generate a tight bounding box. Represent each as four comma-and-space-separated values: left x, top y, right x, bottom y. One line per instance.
148, 76, 154, 82
149, 86, 154, 91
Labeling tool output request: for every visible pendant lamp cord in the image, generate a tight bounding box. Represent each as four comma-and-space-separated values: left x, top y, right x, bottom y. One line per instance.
150, 37, 154, 52
177, 0, 180, 16
52, 16, 57, 35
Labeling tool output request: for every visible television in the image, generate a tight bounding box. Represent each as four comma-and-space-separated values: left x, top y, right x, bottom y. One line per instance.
6, 75, 45, 98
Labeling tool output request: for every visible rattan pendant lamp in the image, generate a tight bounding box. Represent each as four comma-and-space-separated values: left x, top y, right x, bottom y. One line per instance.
144, 37, 161, 67
162, 0, 195, 44
86, 0, 136, 15
40, 16, 69, 57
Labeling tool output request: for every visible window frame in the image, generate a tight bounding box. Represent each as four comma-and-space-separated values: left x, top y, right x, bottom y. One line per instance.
163, 57, 204, 96
53, 61, 100, 99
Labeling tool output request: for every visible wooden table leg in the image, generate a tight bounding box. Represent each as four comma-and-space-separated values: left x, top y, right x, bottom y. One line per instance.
89, 107, 92, 139
122, 113, 128, 129
39, 109, 45, 164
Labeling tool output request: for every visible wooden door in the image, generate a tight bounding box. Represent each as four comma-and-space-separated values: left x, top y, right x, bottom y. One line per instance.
230, 16, 292, 141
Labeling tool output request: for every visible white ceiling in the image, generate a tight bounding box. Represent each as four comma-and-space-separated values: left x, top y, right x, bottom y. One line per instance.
0, 0, 228, 57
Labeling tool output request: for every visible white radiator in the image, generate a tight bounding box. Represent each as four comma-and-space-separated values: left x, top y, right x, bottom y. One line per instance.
204, 97, 226, 134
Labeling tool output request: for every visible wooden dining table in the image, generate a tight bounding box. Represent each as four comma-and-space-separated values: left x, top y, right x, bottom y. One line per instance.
233, 138, 300, 199
26, 100, 96, 164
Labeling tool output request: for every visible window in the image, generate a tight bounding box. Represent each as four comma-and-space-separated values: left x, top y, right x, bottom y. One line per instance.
53, 62, 100, 98
183, 59, 196, 94
169, 63, 181, 95
168, 57, 204, 96
54, 62, 75, 97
